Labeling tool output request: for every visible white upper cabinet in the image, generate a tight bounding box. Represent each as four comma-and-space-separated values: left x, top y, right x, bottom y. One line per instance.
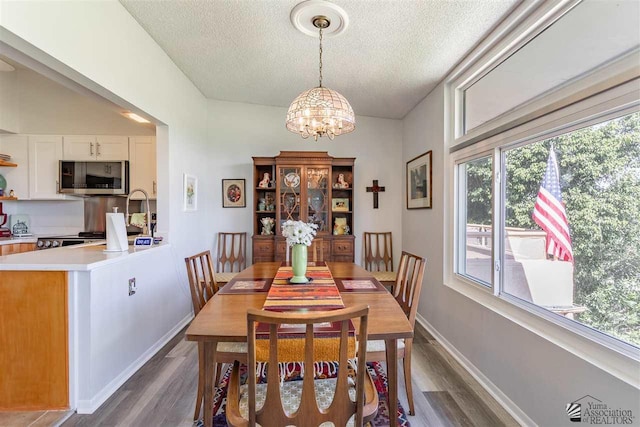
128, 136, 157, 199
28, 135, 68, 199
63, 135, 129, 161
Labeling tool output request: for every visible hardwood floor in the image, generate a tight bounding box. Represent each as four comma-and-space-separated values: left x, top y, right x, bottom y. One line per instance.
0, 325, 519, 426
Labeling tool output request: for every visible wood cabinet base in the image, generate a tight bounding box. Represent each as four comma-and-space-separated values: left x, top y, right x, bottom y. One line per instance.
0, 271, 69, 410
252, 235, 354, 263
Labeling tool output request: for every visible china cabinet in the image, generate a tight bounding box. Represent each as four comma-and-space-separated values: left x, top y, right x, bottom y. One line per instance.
252, 151, 355, 263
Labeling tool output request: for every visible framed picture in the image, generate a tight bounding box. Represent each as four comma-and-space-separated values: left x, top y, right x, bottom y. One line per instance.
407, 150, 432, 209
222, 179, 246, 208
332, 198, 349, 212
183, 174, 198, 212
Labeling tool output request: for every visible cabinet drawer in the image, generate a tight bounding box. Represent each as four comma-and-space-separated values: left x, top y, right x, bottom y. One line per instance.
332, 240, 353, 255
253, 241, 274, 255
0, 243, 34, 256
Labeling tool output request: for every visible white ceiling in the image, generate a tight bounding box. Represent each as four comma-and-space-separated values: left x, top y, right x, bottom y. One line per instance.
120, 0, 519, 120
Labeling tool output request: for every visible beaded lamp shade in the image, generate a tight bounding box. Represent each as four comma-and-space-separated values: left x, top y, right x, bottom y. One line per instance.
286, 10, 355, 141
285, 86, 355, 140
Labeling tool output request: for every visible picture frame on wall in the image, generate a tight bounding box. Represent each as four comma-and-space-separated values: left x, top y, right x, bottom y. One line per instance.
222, 179, 246, 208
183, 173, 198, 212
406, 150, 432, 209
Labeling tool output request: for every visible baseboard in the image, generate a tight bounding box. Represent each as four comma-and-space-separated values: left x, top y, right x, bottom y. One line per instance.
415, 313, 537, 427
75, 313, 193, 414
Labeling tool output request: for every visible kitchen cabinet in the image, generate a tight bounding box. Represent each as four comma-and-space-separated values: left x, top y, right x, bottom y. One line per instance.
28, 135, 68, 199
251, 151, 355, 263
0, 242, 36, 255
63, 135, 128, 161
128, 136, 156, 199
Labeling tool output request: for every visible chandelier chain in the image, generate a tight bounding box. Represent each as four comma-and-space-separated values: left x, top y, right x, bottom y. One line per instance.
318, 27, 323, 88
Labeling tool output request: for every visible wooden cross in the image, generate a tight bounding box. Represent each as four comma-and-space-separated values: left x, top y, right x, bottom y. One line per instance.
366, 180, 385, 209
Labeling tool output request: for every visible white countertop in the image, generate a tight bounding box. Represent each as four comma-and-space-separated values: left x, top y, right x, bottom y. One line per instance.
0, 241, 169, 271
0, 236, 38, 245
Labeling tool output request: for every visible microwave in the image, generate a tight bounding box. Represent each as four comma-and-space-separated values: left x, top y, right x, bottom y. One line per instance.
59, 160, 129, 195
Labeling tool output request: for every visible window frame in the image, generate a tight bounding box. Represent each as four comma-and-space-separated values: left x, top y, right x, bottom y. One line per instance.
454, 152, 495, 289
444, 1, 640, 389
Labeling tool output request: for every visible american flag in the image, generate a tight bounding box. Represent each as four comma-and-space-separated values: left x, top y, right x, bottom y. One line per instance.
532, 147, 573, 262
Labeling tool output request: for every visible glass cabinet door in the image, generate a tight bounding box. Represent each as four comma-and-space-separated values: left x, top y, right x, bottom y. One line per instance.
278, 166, 301, 228
306, 167, 329, 232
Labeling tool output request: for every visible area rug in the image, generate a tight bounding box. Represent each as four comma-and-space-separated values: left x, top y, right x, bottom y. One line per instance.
195, 361, 411, 426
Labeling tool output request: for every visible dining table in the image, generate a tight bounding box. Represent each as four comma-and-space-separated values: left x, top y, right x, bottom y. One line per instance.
186, 261, 414, 427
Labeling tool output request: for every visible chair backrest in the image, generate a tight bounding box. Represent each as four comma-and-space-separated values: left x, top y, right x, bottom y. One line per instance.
216, 232, 247, 273
363, 232, 393, 272
242, 305, 371, 427
394, 251, 427, 328
284, 238, 324, 263
184, 250, 218, 314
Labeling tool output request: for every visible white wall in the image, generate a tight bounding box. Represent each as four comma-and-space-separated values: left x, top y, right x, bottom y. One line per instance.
206, 100, 403, 265
403, 83, 640, 426
0, 68, 18, 133
13, 66, 155, 135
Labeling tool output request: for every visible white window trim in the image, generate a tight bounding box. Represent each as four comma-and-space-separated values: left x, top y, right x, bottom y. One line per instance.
448, 0, 640, 151
444, 0, 640, 389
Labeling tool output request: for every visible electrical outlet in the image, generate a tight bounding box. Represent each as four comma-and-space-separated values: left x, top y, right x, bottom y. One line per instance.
128, 278, 136, 296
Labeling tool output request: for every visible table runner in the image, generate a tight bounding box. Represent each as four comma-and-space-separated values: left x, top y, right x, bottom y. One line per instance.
257, 262, 355, 362
262, 263, 345, 310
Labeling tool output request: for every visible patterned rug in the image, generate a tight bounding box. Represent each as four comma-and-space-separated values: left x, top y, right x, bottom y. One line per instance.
195, 361, 411, 426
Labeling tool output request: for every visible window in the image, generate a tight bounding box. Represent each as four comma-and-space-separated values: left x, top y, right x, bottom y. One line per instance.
455, 112, 640, 348
456, 156, 493, 287
447, 0, 640, 382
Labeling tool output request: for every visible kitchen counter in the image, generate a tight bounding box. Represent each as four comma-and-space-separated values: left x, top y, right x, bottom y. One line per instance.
0, 240, 166, 270
0, 236, 38, 245
0, 241, 192, 413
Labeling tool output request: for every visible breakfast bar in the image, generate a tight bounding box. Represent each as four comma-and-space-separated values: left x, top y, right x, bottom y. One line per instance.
0, 243, 192, 413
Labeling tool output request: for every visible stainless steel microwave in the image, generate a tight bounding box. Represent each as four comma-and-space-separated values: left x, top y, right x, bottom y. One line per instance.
59, 160, 129, 195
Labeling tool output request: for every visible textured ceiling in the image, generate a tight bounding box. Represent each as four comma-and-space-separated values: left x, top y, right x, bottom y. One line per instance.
120, 0, 519, 120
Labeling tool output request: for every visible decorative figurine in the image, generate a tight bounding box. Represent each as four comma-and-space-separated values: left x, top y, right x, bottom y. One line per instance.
261, 217, 275, 235
265, 192, 275, 211
333, 173, 349, 189
333, 217, 347, 235
9, 189, 15, 198
258, 172, 271, 188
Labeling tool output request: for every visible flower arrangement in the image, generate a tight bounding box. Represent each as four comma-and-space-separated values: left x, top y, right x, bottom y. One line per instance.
281, 220, 318, 247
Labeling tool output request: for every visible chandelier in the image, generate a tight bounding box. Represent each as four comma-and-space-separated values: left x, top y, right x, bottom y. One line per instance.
286, 14, 355, 141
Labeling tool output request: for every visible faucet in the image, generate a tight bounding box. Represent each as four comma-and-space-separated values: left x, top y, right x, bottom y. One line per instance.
126, 188, 152, 237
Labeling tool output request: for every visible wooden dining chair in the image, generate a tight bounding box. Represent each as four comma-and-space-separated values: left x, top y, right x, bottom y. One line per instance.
284, 237, 324, 263
184, 250, 248, 421
363, 232, 396, 290
365, 250, 426, 416
226, 305, 378, 427
215, 232, 247, 285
